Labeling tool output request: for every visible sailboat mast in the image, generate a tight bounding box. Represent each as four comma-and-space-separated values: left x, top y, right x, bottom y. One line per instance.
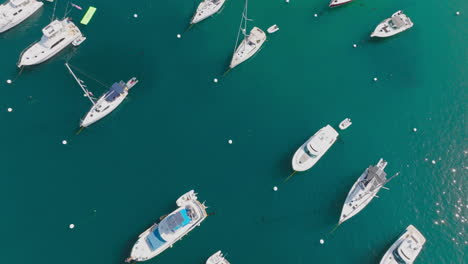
65, 63, 96, 105
232, 0, 249, 55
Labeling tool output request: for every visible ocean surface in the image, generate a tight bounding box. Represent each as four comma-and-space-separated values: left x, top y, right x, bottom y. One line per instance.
0, 0, 466, 263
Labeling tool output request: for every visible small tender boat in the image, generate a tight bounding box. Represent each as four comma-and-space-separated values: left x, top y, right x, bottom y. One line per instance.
18, 18, 85, 67
0, 0, 43, 33
329, 0, 352, 8
126, 191, 208, 262
339, 118, 352, 130
191, 0, 226, 24
267, 24, 279, 34
339, 159, 394, 224
371, 11, 413, 38
207, 251, 231, 264
292, 125, 339, 171
380, 225, 426, 264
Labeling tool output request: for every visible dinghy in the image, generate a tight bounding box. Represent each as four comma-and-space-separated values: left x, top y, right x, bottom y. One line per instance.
267, 24, 279, 34
339, 118, 352, 130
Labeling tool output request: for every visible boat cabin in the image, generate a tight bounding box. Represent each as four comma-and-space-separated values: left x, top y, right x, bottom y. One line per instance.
42, 20, 63, 38
105, 81, 126, 102
10, 0, 30, 8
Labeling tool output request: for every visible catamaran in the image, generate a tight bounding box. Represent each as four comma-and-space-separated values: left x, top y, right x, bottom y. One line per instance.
380, 225, 426, 264
126, 190, 208, 262
329, 0, 353, 8
65, 63, 138, 128
0, 0, 43, 33
229, 0, 266, 69
18, 18, 85, 67
191, 0, 226, 24
292, 125, 339, 172
339, 159, 397, 224
371, 11, 413, 38
207, 251, 231, 264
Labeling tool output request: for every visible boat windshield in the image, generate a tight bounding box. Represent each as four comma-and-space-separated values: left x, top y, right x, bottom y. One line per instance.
392, 248, 408, 264
303, 145, 317, 158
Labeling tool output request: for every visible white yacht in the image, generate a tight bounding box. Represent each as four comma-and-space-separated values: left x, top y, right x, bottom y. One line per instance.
292, 125, 339, 172
191, 0, 226, 24
339, 159, 389, 224
126, 191, 208, 262
207, 251, 231, 264
380, 225, 426, 264
230, 26, 266, 69
0, 0, 43, 33
65, 63, 138, 128
329, 0, 352, 8
18, 18, 86, 67
371, 11, 413, 38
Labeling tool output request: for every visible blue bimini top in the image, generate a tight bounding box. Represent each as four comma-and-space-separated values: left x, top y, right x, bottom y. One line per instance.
166, 209, 191, 233
105, 81, 125, 102
146, 228, 166, 252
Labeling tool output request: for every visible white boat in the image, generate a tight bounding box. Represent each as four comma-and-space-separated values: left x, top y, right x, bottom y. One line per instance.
339, 159, 393, 224
126, 191, 208, 262
371, 11, 413, 38
267, 24, 279, 34
191, 0, 226, 24
0, 0, 43, 33
380, 225, 426, 264
18, 18, 85, 67
292, 125, 339, 172
329, 0, 352, 8
339, 118, 352, 130
65, 63, 138, 128
207, 251, 231, 264
229, 0, 266, 69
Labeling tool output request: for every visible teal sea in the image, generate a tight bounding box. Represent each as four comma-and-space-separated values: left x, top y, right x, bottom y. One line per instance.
0, 0, 466, 263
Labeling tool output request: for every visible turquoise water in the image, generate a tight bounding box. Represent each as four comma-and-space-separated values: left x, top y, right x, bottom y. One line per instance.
0, 0, 466, 263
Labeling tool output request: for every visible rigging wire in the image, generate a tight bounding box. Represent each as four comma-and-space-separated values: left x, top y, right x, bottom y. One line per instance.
68, 64, 111, 89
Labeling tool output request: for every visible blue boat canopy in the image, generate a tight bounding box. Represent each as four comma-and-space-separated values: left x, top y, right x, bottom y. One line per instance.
146, 228, 166, 252
105, 81, 125, 102
167, 209, 191, 232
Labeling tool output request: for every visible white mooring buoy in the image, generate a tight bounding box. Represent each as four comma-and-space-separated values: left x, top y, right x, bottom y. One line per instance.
314, 13, 318, 17
62, 140, 68, 145
69, 224, 75, 229
353, 44, 357, 48
373, 77, 378, 82
273, 186, 278, 191
213, 78, 218, 83
320, 239, 325, 244
7, 107, 13, 112
456, 11, 460, 16
177, 34, 181, 39
413, 128, 418, 132
6, 79, 12, 84
228, 139, 233, 144
133, 14, 138, 18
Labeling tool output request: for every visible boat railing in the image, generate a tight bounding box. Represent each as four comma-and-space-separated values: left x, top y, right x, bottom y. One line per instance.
17, 40, 38, 66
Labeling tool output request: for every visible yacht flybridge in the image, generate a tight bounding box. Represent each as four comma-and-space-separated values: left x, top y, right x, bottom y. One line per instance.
126, 191, 208, 262
371, 11, 413, 38
65, 63, 138, 128
0, 0, 43, 33
329, 0, 352, 8
18, 18, 85, 67
380, 225, 426, 264
191, 0, 226, 24
229, 0, 266, 69
292, 125, 339, 171
339, 159, 394, 224
207, 251, 231, 264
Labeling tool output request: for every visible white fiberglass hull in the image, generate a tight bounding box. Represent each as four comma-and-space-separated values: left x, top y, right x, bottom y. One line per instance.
230, 27, 266, 69
18, 20, 84, 67
329, 0, 352, 8
128, 191, 208, 262
0, 1, 43, 33
292, 125, 339, 171
339, 169, 377, 224
80, 92, 127, 127
207, 251, 230, 264
371, 11, 413, 38
380, 225, 426, 264
191, 0, 225, 24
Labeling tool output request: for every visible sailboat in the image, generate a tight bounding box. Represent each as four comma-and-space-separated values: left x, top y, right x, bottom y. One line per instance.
190, 0, 226, 24
65, 63, 138, 128
229, 0, 266, 69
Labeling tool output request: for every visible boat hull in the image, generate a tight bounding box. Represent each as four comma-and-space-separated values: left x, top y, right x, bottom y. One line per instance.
329, 0, 353, 8
0, 1, 43, 33
191, 0, 226, 24
379, 225, 426, 264
229, 27, 266, 69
